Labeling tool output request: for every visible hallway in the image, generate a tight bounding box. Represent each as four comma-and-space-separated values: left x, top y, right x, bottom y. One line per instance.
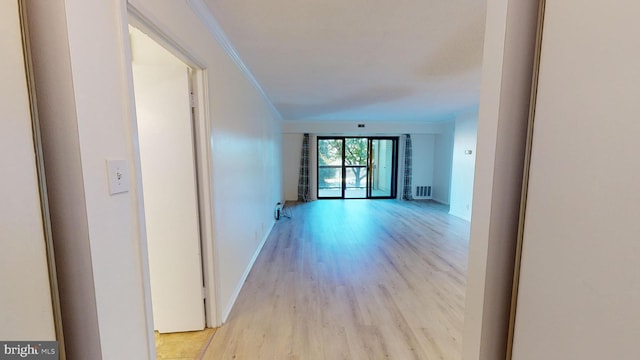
203, 200, 469, 359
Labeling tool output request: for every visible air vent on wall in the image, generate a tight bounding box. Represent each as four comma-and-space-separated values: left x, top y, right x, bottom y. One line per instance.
415, 185, 432, 198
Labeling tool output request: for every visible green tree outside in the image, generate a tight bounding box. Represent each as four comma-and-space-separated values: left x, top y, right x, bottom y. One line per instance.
318, 138, 368, 188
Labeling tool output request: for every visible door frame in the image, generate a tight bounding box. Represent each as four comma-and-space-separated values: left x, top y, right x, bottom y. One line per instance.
124, 3, 218, 350
16, 1, 66, 356
316, 136, 398, 199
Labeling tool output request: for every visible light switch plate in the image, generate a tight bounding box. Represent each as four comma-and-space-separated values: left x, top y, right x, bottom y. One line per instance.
107, 159, 129, 195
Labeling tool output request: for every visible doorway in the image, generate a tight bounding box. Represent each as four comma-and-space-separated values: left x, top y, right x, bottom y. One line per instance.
129, 26, 206, 336
317, 137, 398, 199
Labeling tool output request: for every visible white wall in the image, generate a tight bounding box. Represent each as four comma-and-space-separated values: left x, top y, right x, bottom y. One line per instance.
282, 120, 453, 201
411, 134, 435, 197
433, 122, 454, 204
511, 1, 640, 359
449, 112, 478, 221
282, 119, 453, 135
26, 0, 283, 358
26, 0, 125, 358
130, 0, 285, 332
147, 1, 285, 323
462, 0, 540, 358
0, 0, 56, 342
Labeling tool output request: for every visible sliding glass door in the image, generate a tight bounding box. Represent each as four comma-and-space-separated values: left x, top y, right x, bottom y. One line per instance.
369, 139, 395, 198
317, 138, 343, 198
344, 138, 368, 198
317, 137, 398, 199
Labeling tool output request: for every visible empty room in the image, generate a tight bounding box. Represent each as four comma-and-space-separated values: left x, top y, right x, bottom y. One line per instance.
196, 0, 484, 358
5, 0, 638, 360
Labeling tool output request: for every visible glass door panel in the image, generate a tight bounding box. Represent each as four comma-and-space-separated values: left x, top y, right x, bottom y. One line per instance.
369, 139, 396, 198
318, 138, 343, 198
344, 138, 368, 199
345, 166, 367, 198
318, 167, 342, 198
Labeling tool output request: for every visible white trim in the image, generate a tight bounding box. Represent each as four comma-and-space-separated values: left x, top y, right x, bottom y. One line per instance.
220, 222, 274, 322
118, 3, 156, 359
449, 210, 471, 222
431, 198, 450, 206
187, 0, 283, 121
191, 69, 220, 327
128, 5, 205, 70
18, 0, 67, 353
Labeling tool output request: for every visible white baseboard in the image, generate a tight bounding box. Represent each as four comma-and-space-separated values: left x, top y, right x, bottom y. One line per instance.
413, 196, 433, 200
220, 221, 275, 323
432, 198, 450, 205
449, 209, 471, 222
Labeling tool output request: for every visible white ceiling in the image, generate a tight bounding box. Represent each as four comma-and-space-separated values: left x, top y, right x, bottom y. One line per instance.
203, 0, 487, 122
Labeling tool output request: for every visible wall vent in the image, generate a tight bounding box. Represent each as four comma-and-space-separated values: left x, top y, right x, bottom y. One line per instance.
415, 185, 432, 198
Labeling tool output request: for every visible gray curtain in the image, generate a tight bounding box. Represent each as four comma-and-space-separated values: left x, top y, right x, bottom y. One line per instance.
297, 133, 311, 202
402, 134, 413, 200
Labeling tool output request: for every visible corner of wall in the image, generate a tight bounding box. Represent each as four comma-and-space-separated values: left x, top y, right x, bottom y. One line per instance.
448, 113, 478, 223
24, 1, 103, 358
462, 0, 540, 358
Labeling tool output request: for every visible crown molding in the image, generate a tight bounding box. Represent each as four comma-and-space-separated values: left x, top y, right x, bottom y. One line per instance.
187, 0, 283, 121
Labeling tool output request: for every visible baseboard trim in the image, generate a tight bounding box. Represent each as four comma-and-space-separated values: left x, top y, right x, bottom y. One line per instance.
449, 210, 471, 222
220, 221, 275, 322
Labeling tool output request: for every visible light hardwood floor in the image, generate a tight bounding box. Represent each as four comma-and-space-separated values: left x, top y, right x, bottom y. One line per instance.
202, 200, 469, 360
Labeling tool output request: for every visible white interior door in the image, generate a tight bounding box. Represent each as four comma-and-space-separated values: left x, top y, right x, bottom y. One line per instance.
130, 27, 205, 333
0, 0, 56, 341
512, 1, 640, 359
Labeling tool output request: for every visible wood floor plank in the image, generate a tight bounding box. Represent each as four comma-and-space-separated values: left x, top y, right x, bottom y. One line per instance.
201, 200, 469, 360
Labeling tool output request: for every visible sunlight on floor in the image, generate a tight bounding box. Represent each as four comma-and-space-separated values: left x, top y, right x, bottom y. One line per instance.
155, 328, 216, 360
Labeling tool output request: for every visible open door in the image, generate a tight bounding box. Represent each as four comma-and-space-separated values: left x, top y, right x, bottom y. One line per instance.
130, 26, 205, 333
